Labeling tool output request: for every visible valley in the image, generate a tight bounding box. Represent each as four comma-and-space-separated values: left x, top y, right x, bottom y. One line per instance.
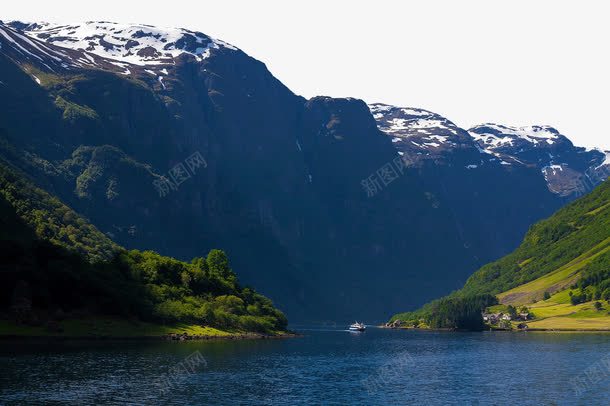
1, 21, 608, 321
1, 5, 609, 405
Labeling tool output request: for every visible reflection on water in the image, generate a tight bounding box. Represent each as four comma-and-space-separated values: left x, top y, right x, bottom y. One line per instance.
1, 328, 609, 405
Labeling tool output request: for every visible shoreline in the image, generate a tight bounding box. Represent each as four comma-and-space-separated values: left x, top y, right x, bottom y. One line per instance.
0, 318, 299, 342
0, 332, 300, 342
379, 325, 610, 333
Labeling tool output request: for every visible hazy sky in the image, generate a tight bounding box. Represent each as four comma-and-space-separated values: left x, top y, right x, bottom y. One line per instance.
4, 1, 609, 149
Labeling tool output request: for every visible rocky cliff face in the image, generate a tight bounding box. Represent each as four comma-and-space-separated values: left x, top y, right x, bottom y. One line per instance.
0, 21, 607, 321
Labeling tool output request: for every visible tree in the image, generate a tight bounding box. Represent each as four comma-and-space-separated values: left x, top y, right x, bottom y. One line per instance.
206, 249, 233, 280
543, 291, 551, 300
205, 249, 238, 292
428, 294, 498, 330
191, 257, 209, 277
180, 271, 191, 288
594, 301, 603, 311
570, 291, 587, 305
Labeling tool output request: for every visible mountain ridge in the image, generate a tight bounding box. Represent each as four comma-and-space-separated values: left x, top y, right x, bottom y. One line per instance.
371, 102, 609, 197
1, 20, 608, 321
4, 19, 607, 199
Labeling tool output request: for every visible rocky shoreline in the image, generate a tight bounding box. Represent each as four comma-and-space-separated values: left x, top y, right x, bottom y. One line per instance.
162, 331, 300, 341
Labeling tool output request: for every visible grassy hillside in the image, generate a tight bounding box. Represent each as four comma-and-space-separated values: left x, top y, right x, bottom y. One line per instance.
390, 180, 610, 330
0, 163, 287, 336
497, 239, 610, 305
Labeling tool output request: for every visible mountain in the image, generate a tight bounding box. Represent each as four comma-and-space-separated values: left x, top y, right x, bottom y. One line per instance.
470, 123, 609, 197
371, 104, 609, 198
390, 179, 610, 330
0, 20, 608, 321
0, 161, 287, 334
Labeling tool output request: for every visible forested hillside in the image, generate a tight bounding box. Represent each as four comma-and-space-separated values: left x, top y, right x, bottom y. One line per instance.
391, 180, 610, 330
0, 163, 287, 334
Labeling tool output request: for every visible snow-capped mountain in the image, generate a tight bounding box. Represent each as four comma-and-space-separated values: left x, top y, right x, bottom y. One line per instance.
369, 103, 483, 168
9, 21, 237, 66
0, 20, 239, 89
4, 17, 607, 190
369, 104, 467, 153
370, 103, 609, 197
0, 22, 83, 71
0, 20, 608, 321
468, 123, 609, 196
470, 123, 560, 150
369, 103, 462, 140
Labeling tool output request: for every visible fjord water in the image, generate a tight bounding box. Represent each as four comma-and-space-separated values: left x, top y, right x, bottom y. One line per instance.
1, 328, 609, 405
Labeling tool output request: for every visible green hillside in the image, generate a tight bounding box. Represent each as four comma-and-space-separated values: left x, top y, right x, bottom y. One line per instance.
0, 163, 287, 337
390, 179, 610, 330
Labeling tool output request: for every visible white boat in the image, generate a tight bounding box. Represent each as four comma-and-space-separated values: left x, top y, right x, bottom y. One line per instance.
348, 322, 366, 332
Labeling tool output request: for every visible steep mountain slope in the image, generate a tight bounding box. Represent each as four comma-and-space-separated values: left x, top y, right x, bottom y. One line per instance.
368, 103, 596, 266
391, 180, 610, 330
1, 20, 608, 321
461, 179, 610, 299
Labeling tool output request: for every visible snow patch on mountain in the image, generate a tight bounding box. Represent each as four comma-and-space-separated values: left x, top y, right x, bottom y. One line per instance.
543, 164, 565, 176
409, 118, 458, 134
0, 24, 82, 71
469, 124, 560, 148
12, 21, 238, 66
401, 108, 429, 117
368, 103, 462, 148
387, 118, 409, 132
595, 150, 610, 169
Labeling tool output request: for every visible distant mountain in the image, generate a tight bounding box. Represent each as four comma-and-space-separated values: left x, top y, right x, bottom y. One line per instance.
371, 104, 609, 198
0, 20, 608, 321
369, 104, 478, 163
470, 123, 609, 197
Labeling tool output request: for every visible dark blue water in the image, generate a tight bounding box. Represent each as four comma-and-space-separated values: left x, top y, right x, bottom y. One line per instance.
1, 327, 609, 405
